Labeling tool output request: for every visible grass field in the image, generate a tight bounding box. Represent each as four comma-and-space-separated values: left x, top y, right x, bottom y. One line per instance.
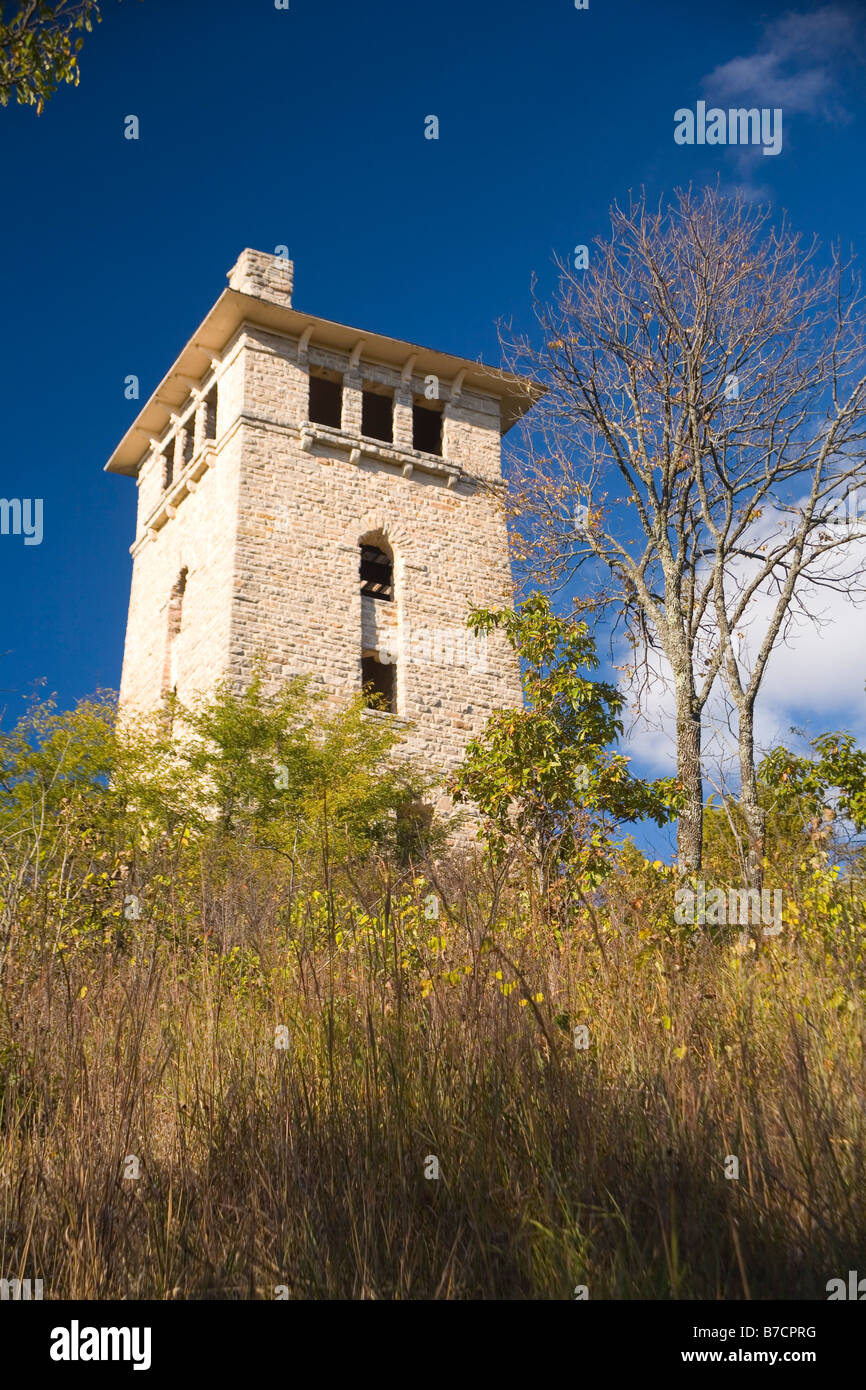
2, 843, 863, 1300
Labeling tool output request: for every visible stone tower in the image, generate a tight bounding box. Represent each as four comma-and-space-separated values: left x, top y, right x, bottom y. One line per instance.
107, 249, 536, 776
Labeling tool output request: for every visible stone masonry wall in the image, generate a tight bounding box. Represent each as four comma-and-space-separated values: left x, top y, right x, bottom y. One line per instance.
117, 349, 244, 715
227, 326, 523, 773
117, 302, 524, 785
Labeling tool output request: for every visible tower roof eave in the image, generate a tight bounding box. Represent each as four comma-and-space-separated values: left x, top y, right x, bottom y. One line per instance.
104, 288, 544, 477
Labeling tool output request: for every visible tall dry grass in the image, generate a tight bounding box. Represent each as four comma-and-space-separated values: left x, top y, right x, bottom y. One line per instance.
1, 845, 863, 1300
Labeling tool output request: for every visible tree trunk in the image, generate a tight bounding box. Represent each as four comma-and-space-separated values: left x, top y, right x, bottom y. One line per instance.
675, 693, 704, 875
738, 704, 766, 891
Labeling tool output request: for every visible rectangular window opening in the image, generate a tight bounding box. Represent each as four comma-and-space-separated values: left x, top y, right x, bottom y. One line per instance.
203, 384, 218, 441
309, 371, 343, 429
162, 442, 174, 490
412, 400, 443, 456
361, 654, 396, 713
361, 387, 393, 443
182, 416, 195, 464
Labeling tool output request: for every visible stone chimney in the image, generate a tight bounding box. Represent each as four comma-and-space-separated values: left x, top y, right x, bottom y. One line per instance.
227, 247, 293, 307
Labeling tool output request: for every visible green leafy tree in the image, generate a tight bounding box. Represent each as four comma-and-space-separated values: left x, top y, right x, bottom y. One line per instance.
447, 594, 682, 891
0, 692, 154, 962
759, 733, 866, 835
0, 1, 119, 112
700, 730, 866, 904
166, 674, 439, 867
0, 676, 440, 965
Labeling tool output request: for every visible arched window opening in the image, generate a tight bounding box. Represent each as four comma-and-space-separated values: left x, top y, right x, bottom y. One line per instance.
161, 566, 188, 698
360, 544, 393, 601
359, 536, 397, 714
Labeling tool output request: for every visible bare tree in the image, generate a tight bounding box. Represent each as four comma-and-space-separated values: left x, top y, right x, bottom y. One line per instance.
505, 185, 866, 881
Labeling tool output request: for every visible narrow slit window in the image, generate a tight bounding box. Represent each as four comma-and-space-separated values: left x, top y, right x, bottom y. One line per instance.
360, 545, 393, 601
309, 371, 343, 428
361, 387, 393, 443
162, 566, 188, 698
412, 400, 442, 456
162, 441, 175, 490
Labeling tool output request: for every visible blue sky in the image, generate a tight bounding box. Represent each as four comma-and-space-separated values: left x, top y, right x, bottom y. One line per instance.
1, 0, 865, 845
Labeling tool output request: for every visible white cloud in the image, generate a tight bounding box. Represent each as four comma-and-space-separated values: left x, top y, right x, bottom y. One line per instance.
620, 519, 866, 786
695, 5, 866, 195
705, 5, 864, 121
